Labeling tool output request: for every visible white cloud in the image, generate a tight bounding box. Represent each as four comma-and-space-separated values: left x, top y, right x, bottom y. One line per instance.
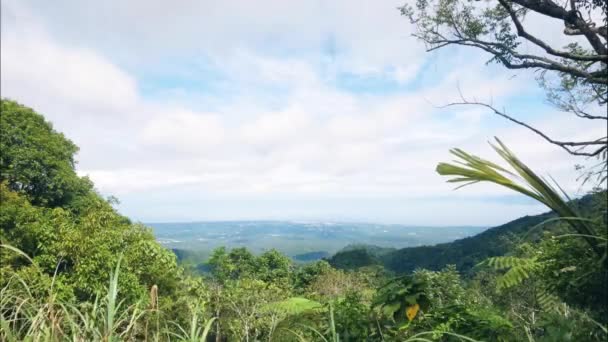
141, 110, 226, 151
1, 0, 600, 225
239, 108, 312, 147
0, 3, 138, 120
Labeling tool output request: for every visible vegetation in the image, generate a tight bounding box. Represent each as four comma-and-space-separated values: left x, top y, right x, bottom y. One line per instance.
1, 98, 606, 341
1, 3, 607, 340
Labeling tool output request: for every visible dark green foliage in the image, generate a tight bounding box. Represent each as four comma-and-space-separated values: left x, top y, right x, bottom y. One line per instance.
293, 251, 330, 262
0, 100, 189, 323
293, 260, 333, 292
423, 305, 513, 341
377, 192, 603, 275
206, 247, 292, 287
332, 292, 372, 340
382, 212, 553, 274
538, 234, 608, 319
0, 99, 93, 207
328, 248, 381, 270
373, 275, 430, 324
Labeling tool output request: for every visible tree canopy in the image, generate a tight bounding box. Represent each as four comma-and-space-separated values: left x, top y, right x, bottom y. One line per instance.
0, 100, 94, 207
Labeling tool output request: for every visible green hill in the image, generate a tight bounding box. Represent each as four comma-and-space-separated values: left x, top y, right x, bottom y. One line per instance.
327, 244, 394, 270
329, 194, 603, 275
381, 212, 554, 274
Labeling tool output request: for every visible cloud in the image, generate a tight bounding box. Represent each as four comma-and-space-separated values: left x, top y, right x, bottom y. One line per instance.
141, 110, 226, 151
1, 0, 599, 225
0, 3, 138, 120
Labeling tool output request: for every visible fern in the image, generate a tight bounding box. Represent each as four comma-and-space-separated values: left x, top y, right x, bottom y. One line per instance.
536, 287, 560, 312
484, 256, 540, 291
482, 256, 562, 312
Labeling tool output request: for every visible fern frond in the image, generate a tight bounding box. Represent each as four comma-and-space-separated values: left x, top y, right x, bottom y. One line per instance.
482, 256, 541, 291
496, 264, 537, 291
484, 256, 536, 271
536, 287, 561, 312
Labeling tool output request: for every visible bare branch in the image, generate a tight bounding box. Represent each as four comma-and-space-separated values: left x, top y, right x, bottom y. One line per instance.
439, 95, 608, 157
498, 0, 608, 62
431, 37, 607, 84
510, 0, 607, 55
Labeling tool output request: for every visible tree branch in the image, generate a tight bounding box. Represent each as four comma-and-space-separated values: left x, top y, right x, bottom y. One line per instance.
498, 0, 608, 62
422, 37, 608, 84
439, 93, 608, 157
510, 0, 607, 55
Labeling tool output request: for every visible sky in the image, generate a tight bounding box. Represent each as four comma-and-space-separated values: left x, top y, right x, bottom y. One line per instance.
1, 0, 604, 226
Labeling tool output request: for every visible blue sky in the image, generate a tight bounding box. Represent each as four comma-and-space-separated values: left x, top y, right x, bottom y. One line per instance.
1, 0, 603, 225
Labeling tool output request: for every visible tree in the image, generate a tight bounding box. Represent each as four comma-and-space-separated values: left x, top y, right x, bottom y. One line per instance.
222, 279, 287, 342
0, 99, 94, 207
401, 0, 607, 183
0, 100, 187, 309
256, 249, 293, 287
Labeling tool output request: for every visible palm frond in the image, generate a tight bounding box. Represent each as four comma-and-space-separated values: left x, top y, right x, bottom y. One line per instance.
437, 137, 604, 257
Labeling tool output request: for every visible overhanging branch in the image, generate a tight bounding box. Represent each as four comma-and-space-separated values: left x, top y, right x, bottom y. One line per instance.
438, 90, 608, 158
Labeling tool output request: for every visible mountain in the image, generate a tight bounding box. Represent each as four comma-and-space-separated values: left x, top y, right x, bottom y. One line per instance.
327, 244, 394, 270
292, 251, 331, 262
329, 193, 604, 275
380, 212, 554, 274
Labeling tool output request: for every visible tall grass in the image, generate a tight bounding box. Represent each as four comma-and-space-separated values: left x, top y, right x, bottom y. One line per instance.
0, 244, 215, 341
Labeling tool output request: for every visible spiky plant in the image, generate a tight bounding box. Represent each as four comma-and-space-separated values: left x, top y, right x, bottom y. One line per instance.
0, 244, 216, 341
436, 138, 605, 258
167, 308, 216, 342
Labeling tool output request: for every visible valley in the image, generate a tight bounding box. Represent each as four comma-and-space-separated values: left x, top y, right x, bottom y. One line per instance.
148, 220, 487, 261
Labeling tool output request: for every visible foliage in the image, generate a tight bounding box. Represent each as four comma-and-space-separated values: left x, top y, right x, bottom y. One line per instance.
379, 210, 555, 274
328, 248, 381, 270
373, 275, 430, 324
332, 292, 371, 341
0, 99, 94, 208
0, 246, 213, 341
435, 135, 607, 339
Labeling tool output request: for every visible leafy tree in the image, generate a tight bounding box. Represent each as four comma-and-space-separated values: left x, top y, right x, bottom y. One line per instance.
221, 279, 288, 341
308, 268, 364, 300
256, 249, 293, 288
328, 248, 381, 270
293, 260, 333, 292
0, 99, 94, 207
0, 100, 190, 314
413, 265, 470, 308
206, 247, 233, 283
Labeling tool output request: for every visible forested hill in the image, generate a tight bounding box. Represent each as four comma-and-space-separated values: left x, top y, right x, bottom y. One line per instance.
330, 193, 602, 274
381, 211, 555, 274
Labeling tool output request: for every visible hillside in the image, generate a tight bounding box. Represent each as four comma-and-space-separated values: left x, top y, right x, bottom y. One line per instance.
381, 212, 555, 274
329, 194, 603, 274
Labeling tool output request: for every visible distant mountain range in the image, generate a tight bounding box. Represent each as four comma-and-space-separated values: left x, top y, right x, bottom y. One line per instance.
148, 221, 487, 262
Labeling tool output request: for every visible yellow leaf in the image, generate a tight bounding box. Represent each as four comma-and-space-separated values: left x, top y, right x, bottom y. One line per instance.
406, 303, 419, 321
